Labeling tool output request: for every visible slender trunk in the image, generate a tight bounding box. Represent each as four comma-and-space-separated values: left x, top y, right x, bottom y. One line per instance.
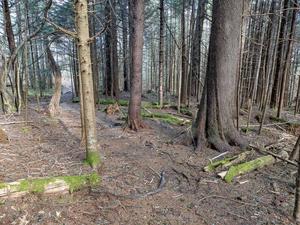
158, 0, 165, 108
75, 0, 100, 168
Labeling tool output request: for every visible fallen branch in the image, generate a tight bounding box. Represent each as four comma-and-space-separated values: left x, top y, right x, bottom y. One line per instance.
0, 121, 33, 125
219, 155, 276, 183
204, 151, 254, 172
218, 149, 290, 183
250, 144, 297, 167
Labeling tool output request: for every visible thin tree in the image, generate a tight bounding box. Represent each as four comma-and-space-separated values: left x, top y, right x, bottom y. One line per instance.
75, 0, 100, 167
158, 0, 165, 108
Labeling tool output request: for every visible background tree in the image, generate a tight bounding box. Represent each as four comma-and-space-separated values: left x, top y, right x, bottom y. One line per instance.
127, 0, 146, 130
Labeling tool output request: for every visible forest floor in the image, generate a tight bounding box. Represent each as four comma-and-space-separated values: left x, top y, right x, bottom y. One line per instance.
0, 92, 299, 225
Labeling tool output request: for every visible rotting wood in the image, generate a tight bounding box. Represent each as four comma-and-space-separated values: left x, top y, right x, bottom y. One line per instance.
0, 121, 33, 125
218, 150, 289, 183
0, 173, 100, 199
204, 151, 254, 172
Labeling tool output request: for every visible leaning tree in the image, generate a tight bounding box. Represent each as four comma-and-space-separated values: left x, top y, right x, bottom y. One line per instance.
192, 0, 248, 152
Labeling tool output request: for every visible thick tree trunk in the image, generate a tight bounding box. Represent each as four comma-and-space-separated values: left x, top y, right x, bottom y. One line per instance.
190, 0, 206, 99
127, 0, 146, 131
75, 0, 100, 168
46, 43, 62, 117
104, 0, 119, 98
192, 0, 248, 152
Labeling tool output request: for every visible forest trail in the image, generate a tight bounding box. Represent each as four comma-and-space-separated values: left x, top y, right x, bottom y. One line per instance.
0, 101, 298, 224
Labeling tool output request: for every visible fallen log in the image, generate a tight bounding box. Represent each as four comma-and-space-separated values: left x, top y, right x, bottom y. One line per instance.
0, 173, 100, 198
204, 151, 254, 172
218, 150, 289, 183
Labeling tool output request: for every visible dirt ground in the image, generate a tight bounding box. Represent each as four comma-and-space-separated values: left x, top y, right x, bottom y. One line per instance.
0, 95, 299, 225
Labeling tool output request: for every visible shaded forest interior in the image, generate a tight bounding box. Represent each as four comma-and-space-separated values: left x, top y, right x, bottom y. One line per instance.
1, 0, 300, 224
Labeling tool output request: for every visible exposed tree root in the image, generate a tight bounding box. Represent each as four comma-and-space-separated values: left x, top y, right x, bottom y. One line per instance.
125, 118, 148, 131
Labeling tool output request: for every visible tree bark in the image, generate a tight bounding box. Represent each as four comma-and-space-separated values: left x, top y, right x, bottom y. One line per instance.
121, 0, 129, 92
46, 42, 62, 117
127, 0, 146, 131
75, 0, 100, 168
158, 0, 165, 108
180, 2, 187, 106
192, 0, 248, 152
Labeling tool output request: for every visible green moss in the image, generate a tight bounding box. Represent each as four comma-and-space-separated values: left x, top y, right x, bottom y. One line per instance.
85, 151, 101, 168
21, 127, 31, 134
61, 173, 100, 193
99, 98, 128, 106
269, 116, 287, 123
0, 183, 7, 189
29, 89, 53, 97
204, 156, 236, 172
142, 112, 191, 126
224, 155, 275, 183
0, 174, 101, 194
18, 178, 54, 193
72, 97, 80, 103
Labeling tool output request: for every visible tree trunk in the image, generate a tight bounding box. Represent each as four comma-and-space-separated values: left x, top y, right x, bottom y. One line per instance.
127, 0, 146, 131
180, 2, 187, 106
46, 42, 62, 117
294, 134, 300, 222
121, 0, 129, 92
192, 0, 248, 152
158, 0, 165, 108
75, 0, 100, 168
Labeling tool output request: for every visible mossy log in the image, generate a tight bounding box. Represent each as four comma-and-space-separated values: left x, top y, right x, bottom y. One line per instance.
217, 152, 291, 183
221, 155, 275, 183
204, 151, 253, 172
0, 173, 100, 198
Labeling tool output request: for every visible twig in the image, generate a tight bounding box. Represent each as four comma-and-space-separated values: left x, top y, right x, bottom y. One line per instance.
198, 195, 257, 207
250, 144, 297, 166
225, 210, 249, 221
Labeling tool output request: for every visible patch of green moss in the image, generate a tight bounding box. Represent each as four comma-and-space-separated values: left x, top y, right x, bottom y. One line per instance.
17, 178, 54, 193
29, 89, 53, 97
0, 183, 7, 189
269, 116, 287, 123
142, 112, 191, 126
240, 127, 256, 133
3, 174, 101, 194
72, 97, 80, 103
224, 155, 275, 183
204, 156, 236, 172
85, 151, 101, 168
180, 108, 193, 117
21, 127, 31, 134
60, 173, 100, 193
99, 98, 129, 106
